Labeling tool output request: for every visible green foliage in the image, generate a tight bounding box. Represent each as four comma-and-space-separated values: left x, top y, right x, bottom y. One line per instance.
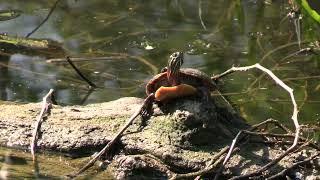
296, 0, 320, 24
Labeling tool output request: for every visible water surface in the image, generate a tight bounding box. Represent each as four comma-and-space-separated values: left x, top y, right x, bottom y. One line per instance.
0, 0, 319, 178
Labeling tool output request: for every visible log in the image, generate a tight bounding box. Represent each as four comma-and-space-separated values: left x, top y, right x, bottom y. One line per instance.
0, 97, 318, 179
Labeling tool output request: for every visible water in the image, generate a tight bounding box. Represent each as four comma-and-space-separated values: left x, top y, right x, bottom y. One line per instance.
0, 0, 319, 178
0, 147, 112, 179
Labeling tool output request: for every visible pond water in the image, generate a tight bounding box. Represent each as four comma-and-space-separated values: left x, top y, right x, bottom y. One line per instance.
0, 0, 319, 179
0, 147, 112, 179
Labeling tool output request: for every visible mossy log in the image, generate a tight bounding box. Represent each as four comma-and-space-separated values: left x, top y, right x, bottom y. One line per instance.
0, 97, 318, 179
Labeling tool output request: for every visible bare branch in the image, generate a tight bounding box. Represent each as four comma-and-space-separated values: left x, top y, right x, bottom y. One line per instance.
30, 89, 55, 161
212, 63, 301, 179
67, 94, 155, 178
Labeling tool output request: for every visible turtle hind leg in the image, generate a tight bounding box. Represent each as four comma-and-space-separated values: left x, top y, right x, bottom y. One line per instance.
197, 86, 212, 102
196, 87, 215, 128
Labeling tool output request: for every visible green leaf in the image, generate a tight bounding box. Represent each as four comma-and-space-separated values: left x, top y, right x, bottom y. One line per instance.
299, 0, 320, 23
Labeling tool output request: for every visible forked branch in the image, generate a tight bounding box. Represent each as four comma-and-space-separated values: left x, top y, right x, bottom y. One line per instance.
31, 89, 55, 161
212, 63, 300, 179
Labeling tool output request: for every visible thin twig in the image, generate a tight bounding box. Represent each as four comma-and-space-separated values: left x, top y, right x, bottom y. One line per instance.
47, 56, 123, 63
26, 0, 61, 38
293, 14, 301, 49
250, 133, 320, 151
250, 139, 311, 147
279, 48, 313, 64
198, 0, 207, 30
258, 41, 307, 64
66, 56, 97, 88
170, 146, 238, 180
242, 130, 295, 138
213, 131, 243, 180
30, 89, 55, 161
267, 152, 320, 180
67, 94, 155, 178
231, 141, 311, 180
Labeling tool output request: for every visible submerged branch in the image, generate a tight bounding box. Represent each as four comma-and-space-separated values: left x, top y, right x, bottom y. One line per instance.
26, 0, 61, 38
66, 56, 97, 88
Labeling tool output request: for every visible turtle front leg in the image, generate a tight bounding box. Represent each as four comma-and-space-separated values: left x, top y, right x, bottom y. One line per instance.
138, 93, 155, 130
141, 93, 155, 118
160, 67, 168, 73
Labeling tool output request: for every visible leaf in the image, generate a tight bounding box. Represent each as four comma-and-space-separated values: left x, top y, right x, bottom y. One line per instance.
299, 0, 320, 23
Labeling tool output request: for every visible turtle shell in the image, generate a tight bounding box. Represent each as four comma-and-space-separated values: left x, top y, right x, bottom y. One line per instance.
146, 68, 216, 95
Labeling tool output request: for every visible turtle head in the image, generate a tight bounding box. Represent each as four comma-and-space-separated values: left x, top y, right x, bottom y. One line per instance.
167, 52, 184, 86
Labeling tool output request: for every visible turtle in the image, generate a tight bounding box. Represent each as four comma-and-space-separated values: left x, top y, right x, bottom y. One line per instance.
146, 52, 216, 101
141, 52, 216, 117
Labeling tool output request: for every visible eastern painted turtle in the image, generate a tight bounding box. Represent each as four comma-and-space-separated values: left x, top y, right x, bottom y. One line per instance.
146, 52, 216, 102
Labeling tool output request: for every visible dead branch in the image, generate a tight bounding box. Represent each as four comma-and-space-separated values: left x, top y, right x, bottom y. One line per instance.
30, 89, 55, 161
250, 118, 292, 133
67, 94, 155, 178
242, 130, 295, 138
212, 63, 301, 179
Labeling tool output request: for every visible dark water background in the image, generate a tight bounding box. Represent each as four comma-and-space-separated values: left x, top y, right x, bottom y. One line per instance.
0, 0, 319, 179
